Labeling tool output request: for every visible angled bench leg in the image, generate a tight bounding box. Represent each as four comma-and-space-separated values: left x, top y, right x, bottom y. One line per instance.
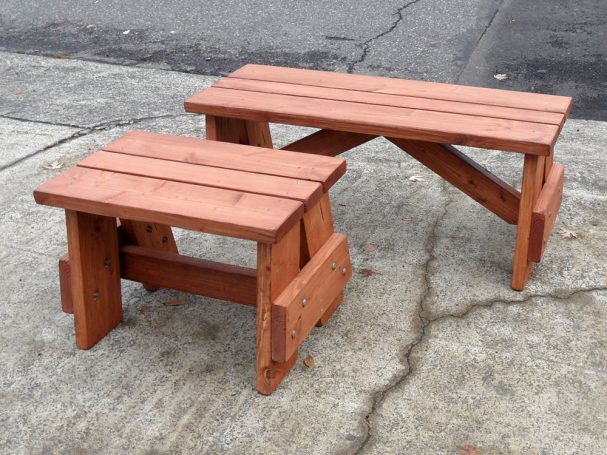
66, 210, 122, 349
205, 115, 273, 148
256, 223, 300, 395
512, 155, 545, 291
299, 193, 344, 326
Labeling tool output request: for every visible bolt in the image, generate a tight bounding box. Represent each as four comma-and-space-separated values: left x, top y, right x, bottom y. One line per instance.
331, 262, 337, 270
341, 267, 347, 275
92, 291, 99, 301
103, 257, 111, 269
302, 298, 308, 307
146, 225, 153, 233
291, 330, 297, 339
161, 236, 168, 244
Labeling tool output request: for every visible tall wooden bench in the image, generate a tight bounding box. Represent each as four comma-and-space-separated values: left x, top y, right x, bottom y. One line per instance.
34, 131, 352, 394
185, 64, 572, 290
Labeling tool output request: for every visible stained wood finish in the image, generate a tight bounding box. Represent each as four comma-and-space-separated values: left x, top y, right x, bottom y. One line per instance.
512, 155, 546, 290
120, 245, 258, 306
229, 64, 573, 115
186, 87, 559, 155
272, 233, 351, 363
205, 115, 248, 143
80, 151, 323, 209
34, 166, 304, 243
389, 138, 521, 224
244, 120, 273, 148
256, 223, 301, 395
65, 210, 122, 350
104, 131, 346, 192
282, 129, 375, 156
59, 254, 73, 314
528, 163, 565, 263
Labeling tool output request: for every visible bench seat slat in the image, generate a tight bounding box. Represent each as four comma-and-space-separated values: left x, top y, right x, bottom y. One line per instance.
104, 131, 346, 191
79, 151, 323, 209
215, 78, 565, 126
229, 64, 573, 115
186, 87, 560, 155
34, 166, 304, 243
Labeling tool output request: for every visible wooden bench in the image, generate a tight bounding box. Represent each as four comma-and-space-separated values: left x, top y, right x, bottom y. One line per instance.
34, 130, 352, 394
185, 64, 572, 290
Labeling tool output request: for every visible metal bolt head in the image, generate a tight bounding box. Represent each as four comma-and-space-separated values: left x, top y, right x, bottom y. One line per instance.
92, 291, 99, 301
302, 298, 308, 307
161, 235, 168, 244
341, 267, 347, 275
103, 257, 112, 269
145, 225, 153, 233
291, 330, 297, 339
331, 262, 337, 270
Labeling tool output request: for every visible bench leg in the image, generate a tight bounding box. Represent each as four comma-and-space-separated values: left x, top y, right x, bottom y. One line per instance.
205, 115, 273, 148
299, 193, 344, 326
512, 155, 545, 291
65, 210, 122, 349
119, 220, 178, 291
256, 223, 300, 394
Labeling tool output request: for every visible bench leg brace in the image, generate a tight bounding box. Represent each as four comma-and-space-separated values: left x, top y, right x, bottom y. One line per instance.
256, 223, 300, 395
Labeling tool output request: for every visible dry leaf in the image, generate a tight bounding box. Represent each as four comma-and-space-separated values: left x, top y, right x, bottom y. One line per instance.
458, 445, 479, 455
54, 52, 72, 59
163, 299, 185, 307
123, 30, 131, 35
409, 175, 425, 182
86, 24, 96, 28
303, 354, 315, 368
142, 53, 153, 60
494, 73, 508, 81
360, 268, 375, 277
363, 244, 378, 253
43, 160, 64, 170
12, 88, 21, 96
559, 227, 578, 239
402, 216, 413, 223
137, 305, 156, 314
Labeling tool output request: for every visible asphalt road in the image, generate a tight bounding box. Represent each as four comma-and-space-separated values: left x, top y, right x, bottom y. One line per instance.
1, 0, 605, 119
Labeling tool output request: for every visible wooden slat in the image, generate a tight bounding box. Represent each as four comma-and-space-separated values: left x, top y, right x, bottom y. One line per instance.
34, 166, 304, 243
229, 64, 573, 115
185, 87, 559, 155
528, 163, 565, 262
59, 254, 73, 314
282, 129, 375, 156
79, 151, 323, 209
216, 77, 566, 126
120, 245, 258, 306
272, 233, 351, 363
256, 223, 300, 395
388, 138, 521, 224
104, 131, 346, 191
66, 210, 122, 350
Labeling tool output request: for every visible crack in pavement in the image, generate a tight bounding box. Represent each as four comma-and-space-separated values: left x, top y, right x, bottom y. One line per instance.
351, 181, 607, 454
455, 0, 504, 83
347, 0, 424, 74
0, 113, 193, 172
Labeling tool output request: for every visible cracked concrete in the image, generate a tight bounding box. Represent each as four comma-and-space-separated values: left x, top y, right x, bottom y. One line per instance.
1, 51, 607, 454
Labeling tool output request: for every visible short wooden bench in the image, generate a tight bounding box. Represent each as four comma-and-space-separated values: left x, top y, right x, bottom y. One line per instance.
34, 130, 352, 394
185, 64, 573, 290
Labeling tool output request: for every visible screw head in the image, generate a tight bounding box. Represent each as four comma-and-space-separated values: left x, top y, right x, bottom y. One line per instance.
92, 291, 99, 301
291, 330, 297, 339
331, 262, 337, 270
145, 225, 153, 233
161, 236, 168, 244
103, 257, 111, 269
302, 298, 308, 307
341, 267, 347, 275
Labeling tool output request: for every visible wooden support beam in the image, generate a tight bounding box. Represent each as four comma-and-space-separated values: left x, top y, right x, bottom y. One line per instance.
388, 138, 521, 225
256, 223, 300, 395
65, 210, 122, 350
528, 163, 565, 263
120, 245, 258, 306
272, 233, 351, 363
282, 129, 375, 156
512, 155, 545, 290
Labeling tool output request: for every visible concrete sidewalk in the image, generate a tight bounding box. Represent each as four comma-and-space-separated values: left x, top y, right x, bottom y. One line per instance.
1, 52, 606, 454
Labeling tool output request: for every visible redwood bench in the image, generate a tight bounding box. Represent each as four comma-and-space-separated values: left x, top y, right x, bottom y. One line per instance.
34, 131, 352, 394
185, 64, 572, 290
